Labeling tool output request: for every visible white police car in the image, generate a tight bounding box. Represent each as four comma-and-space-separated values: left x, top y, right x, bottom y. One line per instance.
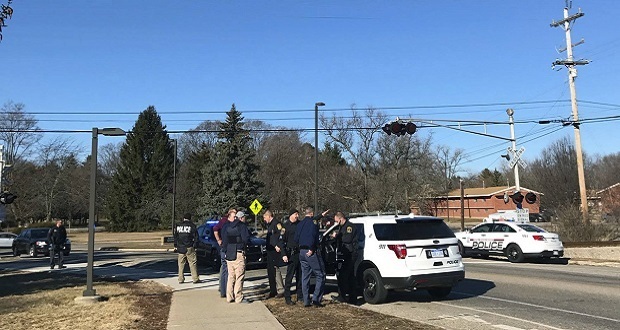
455, 220, 564, 263
321, 214, 464, 304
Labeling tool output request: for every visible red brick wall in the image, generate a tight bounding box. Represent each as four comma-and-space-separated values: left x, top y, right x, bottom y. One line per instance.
429, 192, 540, 219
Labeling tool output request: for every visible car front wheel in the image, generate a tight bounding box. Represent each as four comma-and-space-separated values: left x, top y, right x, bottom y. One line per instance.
458, 241, 468, 257
29, 245, 38, 258
505, 244, 524, 263
362, 268, 388, 304
12, 246, 20, 257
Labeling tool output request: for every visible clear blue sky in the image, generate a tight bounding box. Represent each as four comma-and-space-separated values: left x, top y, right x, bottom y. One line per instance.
1, 0, 619, 174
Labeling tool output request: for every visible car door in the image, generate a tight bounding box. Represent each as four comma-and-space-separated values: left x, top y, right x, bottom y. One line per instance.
16, 230, 30, 252
467, 224, 493, 253
488, 223, 515, 254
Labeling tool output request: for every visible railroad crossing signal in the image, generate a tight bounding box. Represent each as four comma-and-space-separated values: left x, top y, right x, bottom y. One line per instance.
507, 146, 527, 169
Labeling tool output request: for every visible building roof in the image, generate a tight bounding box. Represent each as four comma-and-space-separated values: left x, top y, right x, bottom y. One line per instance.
444, 186, 543, 198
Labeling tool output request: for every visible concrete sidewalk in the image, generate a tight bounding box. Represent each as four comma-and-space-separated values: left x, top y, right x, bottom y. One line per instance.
160, 273, 285, 330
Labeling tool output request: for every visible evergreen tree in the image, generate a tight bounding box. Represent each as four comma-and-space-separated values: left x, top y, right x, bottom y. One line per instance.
107, 106, 174, 231
199, 104, 263, 216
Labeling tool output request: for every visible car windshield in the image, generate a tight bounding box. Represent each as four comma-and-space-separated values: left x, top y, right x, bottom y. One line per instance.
31, 229, 49, 239
373, 220, 455, 241
516, 224, 547, 233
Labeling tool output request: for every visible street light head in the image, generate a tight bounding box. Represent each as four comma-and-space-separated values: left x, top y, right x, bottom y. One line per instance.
506, 108, 514, 116
99, 128, 126, 136
315, 102, 325, 107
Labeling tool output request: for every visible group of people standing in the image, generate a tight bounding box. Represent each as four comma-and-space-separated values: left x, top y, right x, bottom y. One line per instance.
173, 206, 360, 307
263, 206, 360, 307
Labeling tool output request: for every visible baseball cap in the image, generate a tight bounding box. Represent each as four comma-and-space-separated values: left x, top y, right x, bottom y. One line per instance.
236, 211, 246, 218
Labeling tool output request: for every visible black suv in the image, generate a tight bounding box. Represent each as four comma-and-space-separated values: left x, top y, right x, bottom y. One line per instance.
12, 228, 71, 257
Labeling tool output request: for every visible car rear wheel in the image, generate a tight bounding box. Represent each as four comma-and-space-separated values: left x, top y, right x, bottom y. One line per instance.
63, 250, 70, 256
505, 244, 524, 263
362, 268, 387, 304
29, 245, 38, 258
428, 287, 452, 299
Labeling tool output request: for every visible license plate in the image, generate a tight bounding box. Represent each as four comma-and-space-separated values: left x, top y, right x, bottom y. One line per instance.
429, 249, 446, 258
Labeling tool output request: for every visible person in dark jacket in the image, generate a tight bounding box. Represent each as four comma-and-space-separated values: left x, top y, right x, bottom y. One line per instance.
332, 211, 360, 303
221, 211, 250, 303
265, 209, 286, 298
294, 207, 329, 307
282, 209, 302, 305
47, 220, 67, 269
213, 208, 236, 297
174, 213, 200, 284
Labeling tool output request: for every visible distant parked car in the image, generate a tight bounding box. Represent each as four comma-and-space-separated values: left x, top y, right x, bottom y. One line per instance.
529, 213, 546, 222
195, 219, 267, 269
0, 232, 17, 248
11, 228, 71, 257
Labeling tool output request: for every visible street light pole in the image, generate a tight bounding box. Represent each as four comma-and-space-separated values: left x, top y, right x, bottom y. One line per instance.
314, 102, 325, 213
81, 127, 126, 300
84, 128, 98, 297
172, 138, 177, 234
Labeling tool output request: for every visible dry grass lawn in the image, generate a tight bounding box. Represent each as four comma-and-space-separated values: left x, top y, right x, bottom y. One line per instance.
264, 298, 440, 330
0, 270, 172, 330
68, 230, 173, 249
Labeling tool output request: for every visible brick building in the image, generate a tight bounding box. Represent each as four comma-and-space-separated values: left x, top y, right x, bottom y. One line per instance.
429, 186, 541, 219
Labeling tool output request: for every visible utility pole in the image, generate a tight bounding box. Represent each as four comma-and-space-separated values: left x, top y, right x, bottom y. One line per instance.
551, 1, 590, 221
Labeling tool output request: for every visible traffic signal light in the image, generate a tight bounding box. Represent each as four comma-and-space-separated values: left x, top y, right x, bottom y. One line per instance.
382, 121, 417, 136
525, 192, 537, 204
510, 191, 524, 205
0, 192, 17, 204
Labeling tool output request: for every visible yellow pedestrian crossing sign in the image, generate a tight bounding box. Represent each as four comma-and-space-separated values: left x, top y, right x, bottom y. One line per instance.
249, 199, 263, 215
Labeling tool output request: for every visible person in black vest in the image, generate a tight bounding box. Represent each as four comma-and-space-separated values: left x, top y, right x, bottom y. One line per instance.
282, 209, 302, 305
265, 209, 286, 298
332, 211, 360, 303
222, 211, 250, 303
47, 220, 67, 269
174, 213, 200, 284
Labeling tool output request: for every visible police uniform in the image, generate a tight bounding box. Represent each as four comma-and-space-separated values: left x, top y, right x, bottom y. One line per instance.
266, 218, 286, 297
282, 218, 302, 304
47, 223, 67, 269
336, 219, 359, 302
294, 215, 325, 307
174, 217, 199, 284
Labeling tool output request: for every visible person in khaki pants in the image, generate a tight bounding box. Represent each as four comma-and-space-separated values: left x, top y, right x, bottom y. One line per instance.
222, 211, 250, 303
174, 213, 200, 284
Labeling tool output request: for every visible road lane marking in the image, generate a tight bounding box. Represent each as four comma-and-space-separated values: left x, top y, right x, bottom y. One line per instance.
452, 291, 620, 323
433, 301, 564, 330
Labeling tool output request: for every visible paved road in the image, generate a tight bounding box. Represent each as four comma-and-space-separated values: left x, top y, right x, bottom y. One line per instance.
362, 257, 620, 330
2, 250, 618, 330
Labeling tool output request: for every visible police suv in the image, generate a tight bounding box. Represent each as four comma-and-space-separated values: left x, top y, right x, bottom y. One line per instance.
455, 219, 564, 263
321, 214, 464, 304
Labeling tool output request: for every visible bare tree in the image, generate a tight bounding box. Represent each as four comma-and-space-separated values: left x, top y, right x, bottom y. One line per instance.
320, 106, 387, 212
34, 137, 83, 222
0, 101, 42, 164
177, 121, 219, 162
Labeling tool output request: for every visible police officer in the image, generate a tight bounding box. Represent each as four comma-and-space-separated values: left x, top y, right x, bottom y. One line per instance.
264, 209, 286, 298
333, 211, 359, 303
222, 210, 250, 303
174, 213, 200, 284
282, 209, 302, 305
294, 206, 329, 307
47, 220, 67, 269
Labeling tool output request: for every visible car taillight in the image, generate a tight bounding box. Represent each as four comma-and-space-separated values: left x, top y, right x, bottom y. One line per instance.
532, 235, 545, 241
388, 244, 407, 259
